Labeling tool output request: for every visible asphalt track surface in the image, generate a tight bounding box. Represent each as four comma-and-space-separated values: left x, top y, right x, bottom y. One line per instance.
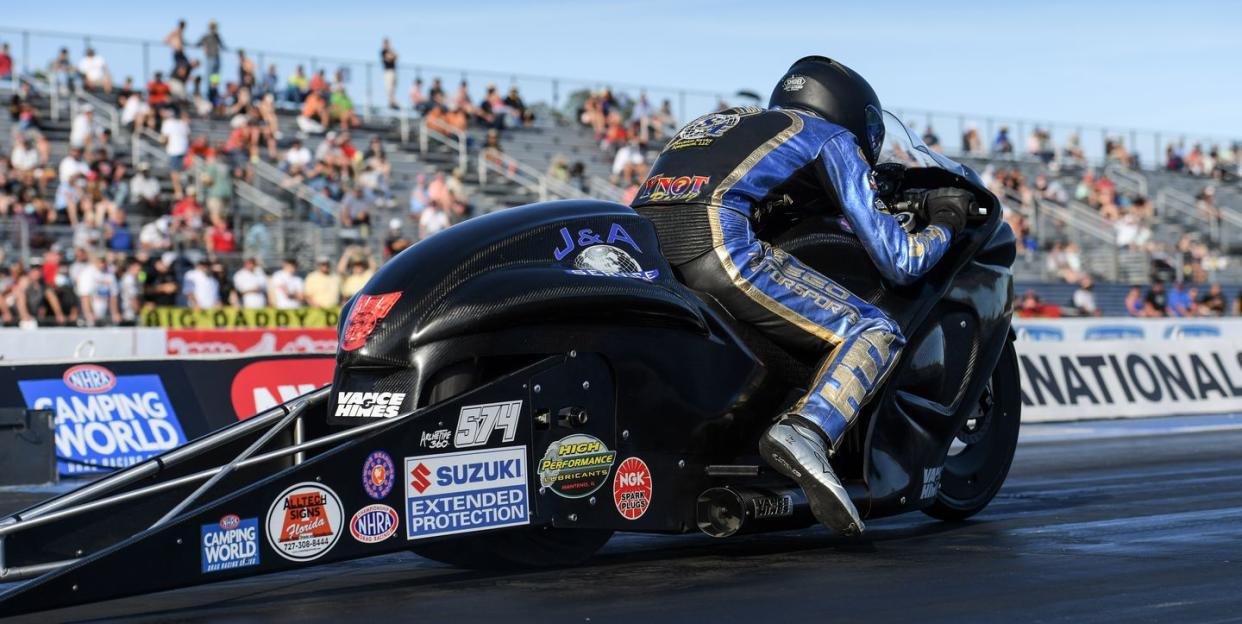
4, 417, 1242, 623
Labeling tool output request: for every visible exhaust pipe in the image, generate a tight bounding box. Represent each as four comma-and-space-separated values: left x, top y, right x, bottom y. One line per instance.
696, 487, 814, 538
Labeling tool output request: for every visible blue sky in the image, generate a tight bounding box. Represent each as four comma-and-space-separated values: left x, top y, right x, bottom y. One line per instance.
5, 0, 1240, 139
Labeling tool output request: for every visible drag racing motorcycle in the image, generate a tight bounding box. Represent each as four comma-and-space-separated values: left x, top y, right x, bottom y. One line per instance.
0, 111, 1017, 615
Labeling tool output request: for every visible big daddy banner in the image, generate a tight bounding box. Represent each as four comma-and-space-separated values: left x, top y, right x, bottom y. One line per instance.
1016, 337, 1242, 421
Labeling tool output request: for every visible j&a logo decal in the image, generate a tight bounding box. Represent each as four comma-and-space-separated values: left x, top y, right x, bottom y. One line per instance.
334, 391, 406, 418
538, 433, 617, 499
266, 482, 343, 562
362, 451, 396, 500
350, 504, 399, 544
201, 514, 259, 573
553, 222, 641, 261
454, 400, 522, 448
612, 457, 652, 520
404, 447, 530, 540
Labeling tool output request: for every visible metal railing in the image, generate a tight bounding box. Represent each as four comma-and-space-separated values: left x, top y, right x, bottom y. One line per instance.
418, 119, 468, 173
477, 149, 587, 203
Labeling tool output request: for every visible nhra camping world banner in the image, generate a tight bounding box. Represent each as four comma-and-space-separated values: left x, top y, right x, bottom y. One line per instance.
140, 307, 341, 329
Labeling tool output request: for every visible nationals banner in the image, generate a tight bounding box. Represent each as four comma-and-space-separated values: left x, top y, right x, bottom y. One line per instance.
1013, 318, 1242, 342
1016, 337, 1242, 421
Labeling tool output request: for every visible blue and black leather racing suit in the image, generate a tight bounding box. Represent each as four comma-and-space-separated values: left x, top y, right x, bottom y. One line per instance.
632, 106, 953, 448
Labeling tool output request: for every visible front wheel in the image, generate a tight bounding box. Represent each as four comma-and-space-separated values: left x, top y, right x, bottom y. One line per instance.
923, 339, 1021, 521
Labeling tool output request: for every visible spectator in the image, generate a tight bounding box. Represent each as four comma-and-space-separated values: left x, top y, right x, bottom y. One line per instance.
147, 71, 172, 110
409, 78, 427, 114
381, 38, 399, 109
129, 162, 162, 215
1072, 278, 1099, 316
298, 89, 329, 134
76, 48, 112, 93
143, 254, 179, 308
138, 215, 173, 252
206, 214, 237, 253
1143, 281, 1168, 317
268, 258, 305, 309
257, 64, 279, 99
196, 20, 226, 80
0, 42, 12, 81
1124, 286, 1146, 317
118, 260, 142, 325
408, 173, 429, 216
285, 65, 309, 103
921, 125, 941, 152
329, 84, 360, 129
76, 253, 120, 326
992, 126, 1013, 154
120, 90, 153, 131
69, 104, 100, 150
164, 19, 188, 71
341, 187, 372, 231
232, 256, 267, 308
303, 256, 341, 308
1199, 284, 1226, 317
385, 218, 412, 258
182, 257, 220, 310
197, 151, 232, 220
49, 48, 75, 94
338, 247, 376, 299
612, 136, 645, 186
504, 86, 533, 126
419, 203, 450, 239
171, 188, 205, 234
160, 108, 191, 198
282, 138, 313, 175
1167, 281, 1193, 317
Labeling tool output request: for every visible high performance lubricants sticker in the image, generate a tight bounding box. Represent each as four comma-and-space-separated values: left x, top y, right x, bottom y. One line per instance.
537, 433, 617, 499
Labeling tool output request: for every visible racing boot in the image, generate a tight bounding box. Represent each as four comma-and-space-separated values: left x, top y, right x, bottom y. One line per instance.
759, 415, 864, 536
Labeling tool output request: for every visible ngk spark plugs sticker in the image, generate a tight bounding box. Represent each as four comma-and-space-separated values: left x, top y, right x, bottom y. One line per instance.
453, 400, 522, 448
612, 457, 652, 520
266, 483, 343, 561
404, 447, 529, 540
537, 434, 617, 499
350, 504, 399, 544
18, 365, 187, 475
362, 451, 396, 500
334, 391, 407, 418
200, 514, 260, 573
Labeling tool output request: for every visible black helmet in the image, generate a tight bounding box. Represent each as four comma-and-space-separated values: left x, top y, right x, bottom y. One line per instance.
769, 56, 885, 165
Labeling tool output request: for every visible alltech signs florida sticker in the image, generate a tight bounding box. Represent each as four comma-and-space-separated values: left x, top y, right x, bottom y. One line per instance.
405, 447, 529, 540
537, 433, 616, 498
612, 457, 652, 520
266, 483, 343, 561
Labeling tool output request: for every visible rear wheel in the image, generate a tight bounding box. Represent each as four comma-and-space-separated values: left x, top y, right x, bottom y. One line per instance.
923, 339, 1021, 521
408, 360, 614, 569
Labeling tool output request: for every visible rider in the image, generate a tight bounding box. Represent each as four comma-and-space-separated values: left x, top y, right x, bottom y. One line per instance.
631, 56, 973, 535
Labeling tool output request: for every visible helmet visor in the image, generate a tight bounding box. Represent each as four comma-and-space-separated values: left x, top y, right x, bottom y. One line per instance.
864, 104, 885, 163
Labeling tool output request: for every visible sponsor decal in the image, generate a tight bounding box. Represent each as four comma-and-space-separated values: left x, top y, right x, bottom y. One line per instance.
420, 429, 452, 449
340, 291, 402, 351
168, 328, 338, 355
404, 447, 530, 540
18, 368, 187, 475
334, 391, 407, 418
567, 268, 661, 281
201, 514, 260, 573
751, 494, 793, 519
634, 174, 711, 203
537, 434, 617, 499
920, 466, 943, 501
266, 482, 344, 562
667, 108, 761, 149
554, 223, 641, 261
1084, 325, 1144, 340
350, 504, 399, 544
454, 400, 522, 448
866, 170, 877, 192
612, 457, 652, 520
1164, 324, 1221, 339
141, 307, 340, 329
229, 358, 335, 420
363, 451, 396, 500
782, 75, 807, 92
1015, 325, 1064, 342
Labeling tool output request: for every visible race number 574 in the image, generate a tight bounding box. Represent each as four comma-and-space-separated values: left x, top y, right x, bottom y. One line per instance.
454, 400, 523, 448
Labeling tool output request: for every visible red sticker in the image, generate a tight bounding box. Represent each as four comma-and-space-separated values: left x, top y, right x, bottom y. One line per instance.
340, 291, 402, 351
229, 358, 335, 420
612, 457, 652, 520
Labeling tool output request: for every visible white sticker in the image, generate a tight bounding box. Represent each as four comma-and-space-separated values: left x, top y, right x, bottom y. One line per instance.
266, 482, 344, 561
454, 400, 522, 448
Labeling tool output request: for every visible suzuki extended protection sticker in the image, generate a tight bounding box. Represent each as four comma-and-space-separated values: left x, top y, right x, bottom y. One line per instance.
537, 433, 617, 498
362, 450, 396, 500
201, 514, 260, 573
405, 446, 529, 540
612, 457, 652, 520
266, 482, 343, 561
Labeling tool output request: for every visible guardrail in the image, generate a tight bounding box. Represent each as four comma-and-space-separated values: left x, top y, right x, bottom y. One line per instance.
417, 119, 468, 174
477, 149, 587, 203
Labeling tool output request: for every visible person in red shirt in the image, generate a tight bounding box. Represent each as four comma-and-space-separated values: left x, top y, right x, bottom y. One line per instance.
147, 72, 171, 109
206, 214, 236, 253
308, 69, 328, 94
0, 43, 13, 79
171, 189, 205, 236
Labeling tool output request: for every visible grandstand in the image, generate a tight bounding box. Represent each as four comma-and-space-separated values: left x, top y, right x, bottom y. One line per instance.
1, 23, 1241, 325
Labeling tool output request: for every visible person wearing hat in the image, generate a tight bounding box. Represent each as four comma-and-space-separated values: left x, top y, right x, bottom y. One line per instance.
304, 256, 341, 309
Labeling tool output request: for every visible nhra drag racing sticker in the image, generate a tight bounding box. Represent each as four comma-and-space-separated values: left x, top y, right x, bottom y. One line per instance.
612, 457, 652, 520
350, 504, 399, 544
18, 365, 188, 475
405, 446, 529, 540
537, 434, 617, 499
362, 450, 396, 499
266, 482, 344, 561
200, 514, 260, 573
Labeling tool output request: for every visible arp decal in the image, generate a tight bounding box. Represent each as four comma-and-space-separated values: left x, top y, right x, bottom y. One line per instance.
266, 482, 343, 562
334, 392, 407, 418
537, 433, 617, 499
340, 291, 402, 351
612, 457, 652, 520
454, 400, 522, 448
553, 223, 641, 261
362, 451, 396, 500
350, 504, 399, 544
200, 514, 260, 574
404, 447, 530, 540
634, 175, 710, 203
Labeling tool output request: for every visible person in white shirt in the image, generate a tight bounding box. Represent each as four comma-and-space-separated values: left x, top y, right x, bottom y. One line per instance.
130, 162, 162, 213
611, 137, 645, 185
120, 92, 151, 130
76, 48, 112, 93
69, 105, 96, 149
138, 216, 172, 251
182, 259, 220, 310
418, 204, 450, 240
233, 257, 268, 309
282, 139, 313, 174
160, 108, 191, 198
58, 147, 90, 184
268, 258, 305, 309
10, 136, 39, 172
75, 255, 119, 325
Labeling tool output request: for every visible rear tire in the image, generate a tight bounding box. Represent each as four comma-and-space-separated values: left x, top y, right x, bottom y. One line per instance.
409, 360, 614, 569
923, 339, 1021, 521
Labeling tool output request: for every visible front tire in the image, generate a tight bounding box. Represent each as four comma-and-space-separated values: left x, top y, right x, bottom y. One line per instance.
408, 360, 614, 569
923, 339, 1021, 521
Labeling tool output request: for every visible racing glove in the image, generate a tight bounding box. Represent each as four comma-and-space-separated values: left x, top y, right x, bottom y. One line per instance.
923, 188, 973, 237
